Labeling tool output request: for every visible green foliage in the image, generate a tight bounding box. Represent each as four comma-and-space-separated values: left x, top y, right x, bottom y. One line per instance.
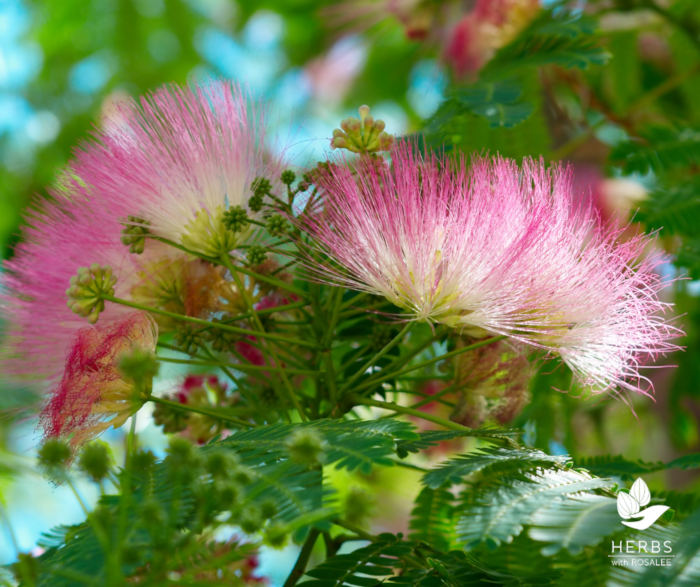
5, 1, 700, 585
422, 446, 568, 489
579, 453, 700, 480
442, 80, 534, 128
637, 178, 700, 236
298, 534, 415, 586
456, 468, 614, 548
483, 10, 610, 75
610, 126, 700, 175
409, 487, 456, 552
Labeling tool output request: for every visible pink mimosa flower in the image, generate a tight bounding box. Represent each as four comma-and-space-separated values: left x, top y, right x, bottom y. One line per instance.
71, 81, 282, 257
42, 312, 157, 446
444, 0, 540, 76
299, 144, 681, 395
2, 81, 277, 441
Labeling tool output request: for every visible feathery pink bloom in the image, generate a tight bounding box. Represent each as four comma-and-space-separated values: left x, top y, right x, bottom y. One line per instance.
70, 81, 282, 257
42, 312, 157, 446
1, 81, 277, 441
444, 0, 540, 76
299, 145, 680, 395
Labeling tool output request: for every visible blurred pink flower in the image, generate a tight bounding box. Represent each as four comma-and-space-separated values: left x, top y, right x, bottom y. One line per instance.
71, 82, 283, 257
444, 0, 540, 76
299, 144, 680, 395
42, 312, 157, 446
305, 38, 366, 105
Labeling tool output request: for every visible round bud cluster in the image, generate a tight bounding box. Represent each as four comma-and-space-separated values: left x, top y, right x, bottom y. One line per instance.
78, 441, 113, 482
37, 438, 72, 481
120, 216, 151, 254
152, 400, 190, 433
284, 428, 326, 467
222, 206, 249, 233
118, 348, 159, 387
266, 214, 288, 237
175, 326, 204, 355
280, 170, 296, 185
249, 177, 271, 212
66, 264, 116, 324
246, 246, 267, 266
331, 105, 394, 154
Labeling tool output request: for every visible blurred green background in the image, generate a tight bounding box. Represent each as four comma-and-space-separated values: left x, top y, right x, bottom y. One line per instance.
2, 0, 700, 582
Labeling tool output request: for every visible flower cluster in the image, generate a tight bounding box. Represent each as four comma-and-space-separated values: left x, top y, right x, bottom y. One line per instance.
1, 82, 284, 445
0, 80, 682, 453
298, 143, 680, 395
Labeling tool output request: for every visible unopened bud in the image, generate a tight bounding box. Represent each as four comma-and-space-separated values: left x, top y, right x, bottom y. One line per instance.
285, 428, 325, 467
66, 264, 116, 324
78, 441, 113, 482
330, 106, 394, 154
120, 216, 150, 254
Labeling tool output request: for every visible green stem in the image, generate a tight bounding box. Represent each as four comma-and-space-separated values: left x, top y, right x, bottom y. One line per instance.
156, 355, 318, 376
331, 519, 375, 542
149, 235, 307, 297
221, 254, 308, 421
321, 288, 344, 407
103, 295, 317, 349
352, 396, 470, 432
409, 379, 464, 410
66, 478, 90, 517
338, 322, 413, 394
148, 395, 251, 428
353, 335, 505, 394
283, 528, 320, 586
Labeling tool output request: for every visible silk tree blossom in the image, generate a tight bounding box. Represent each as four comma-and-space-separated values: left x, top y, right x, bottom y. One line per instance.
70, 81, 282, 258
42, 312, 157, 446
2, 81, 278, 443
1, 195, 150, 387
298, 145, 680, 395
444, 0, 540, 76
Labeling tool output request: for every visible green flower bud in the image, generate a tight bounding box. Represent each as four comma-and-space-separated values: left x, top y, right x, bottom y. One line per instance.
248, 193, 264, 213
206, 450, 239, 478
239, 506, 263, 534
66, 264, 116, 324
120, 216, 150, 254
78, 441, 113, 482
330, 105, 394, 154
152, 399, 189, 433
344, 486, 374, 525
264, 523, 289, 548
260, 499, 277, 520
37, 438, 71, 475
213, 480, 241, 509
131, 449, 157, 473
246, 245, 267, 266
232, 465, 255, 486
140, 499, 165, 526
166, 436, 202, 472
174, 327, 204, 356
222, 205, 249, 233
280, 170, 296, 185
266, 214, 288, 237
285, 428, 326, 467
251, 177, 272, 197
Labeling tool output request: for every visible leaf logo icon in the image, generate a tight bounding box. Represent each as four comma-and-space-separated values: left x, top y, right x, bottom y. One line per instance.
617, 477, 669, 530
630, 478, 650, 507
617, 490, 640, 519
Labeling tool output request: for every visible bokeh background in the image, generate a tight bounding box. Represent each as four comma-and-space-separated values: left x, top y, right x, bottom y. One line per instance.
2, 0, 699, 583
